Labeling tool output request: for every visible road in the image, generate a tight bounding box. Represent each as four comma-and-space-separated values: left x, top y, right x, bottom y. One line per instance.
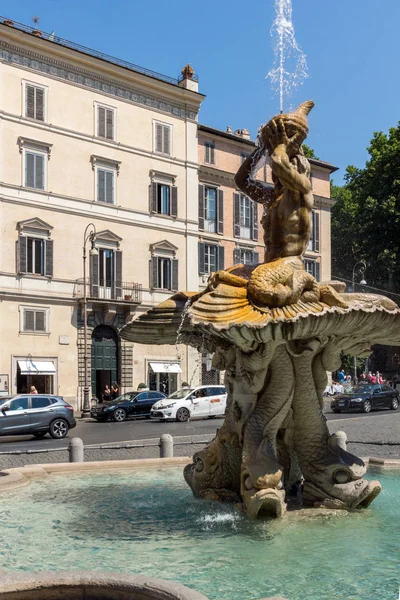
0, 408, 396, 453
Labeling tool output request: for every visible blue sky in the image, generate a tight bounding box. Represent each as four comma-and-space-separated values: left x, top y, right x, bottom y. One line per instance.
5, 0, 400, 183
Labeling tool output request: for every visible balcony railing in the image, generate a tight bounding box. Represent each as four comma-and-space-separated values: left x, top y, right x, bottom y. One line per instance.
74, 278, 142, 304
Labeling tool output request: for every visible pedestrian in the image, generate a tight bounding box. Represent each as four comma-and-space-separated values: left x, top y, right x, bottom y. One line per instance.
111, 382, 120, 400
367, 371, 373, 383
102, 385, 111, 402
30, 385, 38, 394
337, 370, 345, 383
370, 373, 377, 384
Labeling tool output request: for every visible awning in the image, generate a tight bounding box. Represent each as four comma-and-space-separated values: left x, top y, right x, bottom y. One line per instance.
17, 360, 56, 376
149, 362, 182, 374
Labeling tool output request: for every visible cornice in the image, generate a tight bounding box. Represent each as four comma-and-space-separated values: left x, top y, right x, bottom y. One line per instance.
199, 166, 235, 186
0, 41, 199, 122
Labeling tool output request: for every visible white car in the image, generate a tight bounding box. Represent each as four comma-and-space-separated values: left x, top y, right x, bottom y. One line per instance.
150, 385, 227, 422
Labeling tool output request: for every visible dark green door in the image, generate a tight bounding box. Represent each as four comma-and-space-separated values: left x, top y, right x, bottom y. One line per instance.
91, 325, 118, 400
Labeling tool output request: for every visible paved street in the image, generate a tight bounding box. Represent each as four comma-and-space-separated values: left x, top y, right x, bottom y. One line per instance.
0, 408, 398, 454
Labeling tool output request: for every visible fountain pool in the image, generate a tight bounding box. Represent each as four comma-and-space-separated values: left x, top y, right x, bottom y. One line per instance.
1, 466, 399, 600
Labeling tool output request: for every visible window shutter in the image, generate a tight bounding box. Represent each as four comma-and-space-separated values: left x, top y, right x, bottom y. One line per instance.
115, 250, 122, 300
163, 126, 171, 155
18, 236, 27, 273
198, 242, 205, 275
204, 143, 209, 163
25, 152, 35, 188
217, 189, 224, 234
313, 211, 320, 252
218, 245, 225, 271
35, 311, 46, 332
34, 154, 44, 190
155, 123, 163, 153
98, 106, 106, 138
253, 252, 260, 265
97, 170, 105, 202
251, 201, 259, 241
106, 109, 114, 140
26, 85, 35, 118
198, 184, 205, 230
90, 253, 99, 298
171, 186, 178, 218
45, 239, 53, 277
234, 193, 240, 237
105, 171, 114, 204
315, 261, 320, 282
151, 257, 158, 289
233, 248, 241, 265
210, 144, 215, 165
35, 88, 44, 121
150, 182, 157, 213
172, 259, 179, 291
24, 309, 35, 331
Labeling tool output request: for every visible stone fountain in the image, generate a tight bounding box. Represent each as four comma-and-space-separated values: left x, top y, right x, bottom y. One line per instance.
121, 101, 400, 518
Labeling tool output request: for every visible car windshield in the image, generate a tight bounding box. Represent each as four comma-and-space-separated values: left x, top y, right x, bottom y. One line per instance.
344, 385, 375, 395
114, 392, 138, 402
167, 389, 193, 400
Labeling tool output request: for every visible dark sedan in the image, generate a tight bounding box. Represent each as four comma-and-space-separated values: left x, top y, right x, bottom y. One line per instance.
90, 391, 166, 422
331, 384, 399, 414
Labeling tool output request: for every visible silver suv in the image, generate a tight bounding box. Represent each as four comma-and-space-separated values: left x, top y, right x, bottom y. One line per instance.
0, 395, 76, 439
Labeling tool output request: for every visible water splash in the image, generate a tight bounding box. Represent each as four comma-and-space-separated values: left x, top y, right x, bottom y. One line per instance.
267, 0, 308, 113
175, 297, 192, 359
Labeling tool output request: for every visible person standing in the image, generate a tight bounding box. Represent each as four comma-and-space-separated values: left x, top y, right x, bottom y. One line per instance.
30, 386, 38, 394
102, 385, 111, 402
111, 382, 120, 400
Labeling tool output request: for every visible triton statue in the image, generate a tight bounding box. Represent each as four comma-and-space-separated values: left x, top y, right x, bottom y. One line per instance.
121, 102, 400, 518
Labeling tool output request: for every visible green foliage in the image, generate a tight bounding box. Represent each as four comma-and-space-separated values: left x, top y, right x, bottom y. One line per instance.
302, 144, 319, 160
339, 353, 366, 376
331, 122, 400, 297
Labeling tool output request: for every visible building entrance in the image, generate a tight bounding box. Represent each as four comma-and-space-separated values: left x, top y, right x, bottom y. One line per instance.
91, 325, 118, 401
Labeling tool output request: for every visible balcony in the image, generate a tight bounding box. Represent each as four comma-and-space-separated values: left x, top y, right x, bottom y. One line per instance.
74, 278, 142, 304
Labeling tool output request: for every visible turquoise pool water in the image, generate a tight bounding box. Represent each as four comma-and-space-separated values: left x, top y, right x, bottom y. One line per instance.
0, 468, 399, 600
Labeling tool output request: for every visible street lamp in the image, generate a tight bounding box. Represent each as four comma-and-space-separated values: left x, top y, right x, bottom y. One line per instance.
351, 260, 367, 384
81, 224, 98, 418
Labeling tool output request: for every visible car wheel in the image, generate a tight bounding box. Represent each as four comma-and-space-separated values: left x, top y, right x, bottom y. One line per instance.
176, 407, 190, 422
113, 408, 127, 422
332, 408, 341, 414
49, 419, 69, 439
390, 397, 399, 410
363, 400, 372, 413
33, 432, 46, 440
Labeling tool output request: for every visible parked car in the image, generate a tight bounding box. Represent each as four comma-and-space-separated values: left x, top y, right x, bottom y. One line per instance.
331, 384, 399, 414
0, 394, 76, 439
90, 390, 167, 422
150, 385, 227, 422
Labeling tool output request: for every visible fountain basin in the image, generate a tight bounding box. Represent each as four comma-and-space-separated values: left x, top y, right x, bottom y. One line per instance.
0, 460, 399, 600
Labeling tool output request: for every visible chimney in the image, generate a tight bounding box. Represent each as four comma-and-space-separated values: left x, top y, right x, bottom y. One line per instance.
234, 129, 241, 137
226, 126, 232, 134
179, 64, 198, 92
241, 128, 250, 140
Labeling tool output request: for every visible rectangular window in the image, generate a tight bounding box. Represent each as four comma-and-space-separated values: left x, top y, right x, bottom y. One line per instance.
23, 308, 46, 332
240, 249, 255, 265
25, 151, 45, 190
156, 183, 171, 215
25, 84, 44, 121
97, 168, 115, 204
27, 238, 45, 275
157, 257, 172, 289
240, 195, 251, 238
154, 122, 172, 155
99, 248, 115, 297
307, 210, 320, 252
304, 259, 320, 281
204, 142, 215, 165
204, 187, 217, 232
97, 106, 115, 140
204, 244, 218, 274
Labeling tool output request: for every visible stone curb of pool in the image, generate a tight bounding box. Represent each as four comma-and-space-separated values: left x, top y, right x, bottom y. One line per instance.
0, 456, 399, 493
0, 571, 288, 600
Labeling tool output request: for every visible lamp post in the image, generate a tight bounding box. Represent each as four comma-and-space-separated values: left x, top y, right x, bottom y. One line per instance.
352, 260, 367, 384
81, 224, 98, 418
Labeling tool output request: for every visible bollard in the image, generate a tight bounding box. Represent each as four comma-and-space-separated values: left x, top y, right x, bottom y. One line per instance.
68, 437, 84, 463
160, 434, 174, 458
329, 431, 347, 452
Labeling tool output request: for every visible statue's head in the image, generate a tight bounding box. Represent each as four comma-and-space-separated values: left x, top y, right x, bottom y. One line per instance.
262, 100, 314, 157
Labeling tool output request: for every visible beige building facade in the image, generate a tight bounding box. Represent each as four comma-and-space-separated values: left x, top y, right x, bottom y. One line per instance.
0, 20, 204, 407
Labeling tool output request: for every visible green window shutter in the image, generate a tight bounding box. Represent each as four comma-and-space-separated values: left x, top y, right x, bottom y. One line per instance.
251, 201, 259, 241
171, 186, 178, 218
115, 250, 122, 299
151, 257, 158, 289
18, 236, 27, 273
210, 144, 215, 165
45, 239, 53, 277
24, 309, 35, 331
35, 88, 44, 121
198, 242, 205, 275
163, 126, 171, 155
26, 85, 35, 118
105, 171, 114, 204
150, 182, 157, 212
315, 262, 320, 282
217, 189, 224, 234
90, 253, 99, 298
198, 184, 205, 230
253, 252, 259, 265
155, 123, 163, 153
233, 193, 240, 237
106, 109, 114, 140
218, 246, 225, 270
313, 211, 320, 252
35, 311, 46, 332
35, 154, 44, 190
97, 169, 105, 202
98, 107, 106, 137
25, 152, 35, 188
171, 259, 178, 291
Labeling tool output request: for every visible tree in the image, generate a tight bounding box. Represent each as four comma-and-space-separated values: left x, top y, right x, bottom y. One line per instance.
331, 123, 400, 297
302, 144, 319, 160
